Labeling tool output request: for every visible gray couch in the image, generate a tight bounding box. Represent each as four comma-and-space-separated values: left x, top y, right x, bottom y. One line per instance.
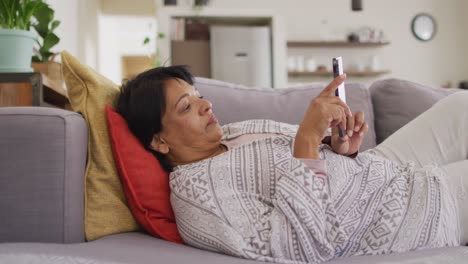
0, 78, 466, 263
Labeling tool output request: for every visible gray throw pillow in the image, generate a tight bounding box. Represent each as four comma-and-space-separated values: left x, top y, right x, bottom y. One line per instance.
370, 78, 462, 144
195, 77, 377, 151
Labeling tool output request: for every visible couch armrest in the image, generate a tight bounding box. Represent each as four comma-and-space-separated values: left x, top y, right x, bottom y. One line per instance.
0, 107, 87, 243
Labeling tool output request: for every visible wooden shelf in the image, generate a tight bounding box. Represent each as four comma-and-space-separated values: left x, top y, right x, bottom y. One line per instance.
0, 72, 69, 109
289, 70, 391, 77
287, 41, 390, 47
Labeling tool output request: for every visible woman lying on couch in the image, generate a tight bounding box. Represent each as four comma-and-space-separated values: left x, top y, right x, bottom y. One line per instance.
117, 66, 467, 264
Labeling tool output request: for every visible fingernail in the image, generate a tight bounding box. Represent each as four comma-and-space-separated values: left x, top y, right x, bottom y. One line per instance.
354, 126, 359, 132
347, 130, 353, 137
359, 132, 364, 137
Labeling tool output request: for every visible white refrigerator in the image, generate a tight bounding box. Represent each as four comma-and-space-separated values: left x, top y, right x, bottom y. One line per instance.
210, 25, 272, 87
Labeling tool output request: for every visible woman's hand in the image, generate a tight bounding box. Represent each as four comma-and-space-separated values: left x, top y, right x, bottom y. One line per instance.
294, 74, 352, 159
330, 111, 369, 156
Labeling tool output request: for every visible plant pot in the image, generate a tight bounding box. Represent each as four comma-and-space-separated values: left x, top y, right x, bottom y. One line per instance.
0, 29, 36, 73
32, 61, 63, 83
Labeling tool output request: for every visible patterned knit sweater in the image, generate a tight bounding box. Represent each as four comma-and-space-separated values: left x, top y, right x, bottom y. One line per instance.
169, 120, 459, 264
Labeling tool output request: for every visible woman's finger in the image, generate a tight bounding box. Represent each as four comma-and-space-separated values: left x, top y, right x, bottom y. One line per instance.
347, 114, 355, 137
332, 125, 348, 142
358, 121, 369, 137
329, 105, 344, 127
331, 125, 339, 136
318, 74, 347, 98
330, 119, 341, 127
328, 97, 352, 117
340, 108, 347, 133
354, 112, 365, 132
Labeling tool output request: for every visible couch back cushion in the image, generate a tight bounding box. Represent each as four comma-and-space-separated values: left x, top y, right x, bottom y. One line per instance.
195, 77, 377, 151
370, 78, 462, 144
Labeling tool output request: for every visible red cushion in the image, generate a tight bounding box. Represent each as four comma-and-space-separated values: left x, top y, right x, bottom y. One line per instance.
105, 105, 183, 244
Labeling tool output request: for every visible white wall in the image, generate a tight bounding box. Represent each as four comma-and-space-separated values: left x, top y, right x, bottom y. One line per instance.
97, 0, 158, 84
98, 15, 157, 84
49, 0, 153, 83
46, 0, 79, 59
459, 0, 468, 83
50, 0, 468, 87
47, 0, 100, 69
79, 0, 101, 70
98, 16, 121, 83
201, 0, 467, 87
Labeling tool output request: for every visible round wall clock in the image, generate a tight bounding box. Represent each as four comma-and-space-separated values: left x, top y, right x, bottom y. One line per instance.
411, 13, 437, 41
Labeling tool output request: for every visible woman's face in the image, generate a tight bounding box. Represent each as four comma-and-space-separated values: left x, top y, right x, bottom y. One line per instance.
151, 78, 223, 161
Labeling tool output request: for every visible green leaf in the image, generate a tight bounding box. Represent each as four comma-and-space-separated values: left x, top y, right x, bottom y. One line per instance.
0, 0, 58, 31
0, 0, 45, 30
24, 0, 44, 30
20, 0, 31, 29
33, 24, 45, 38
14, 0, 21, 24
40, 51, 55, 62
16, 1, 24, 29
35, 3, 53, 24
32, 55, 41, 62
42, 33, 59, 52
22, 0, 35, 29
33, 3, 52, 35
34, 37, 41, 46
51, 20, 60, 31
28, 0, 61, 62
158, 32, 166, 39
3, 0, 18, 28
0, 0, 11, 27
143, 37, 150, 45
11, 0, 20, 28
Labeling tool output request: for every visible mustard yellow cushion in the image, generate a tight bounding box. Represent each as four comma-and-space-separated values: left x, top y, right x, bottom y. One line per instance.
61, 51, 139, 241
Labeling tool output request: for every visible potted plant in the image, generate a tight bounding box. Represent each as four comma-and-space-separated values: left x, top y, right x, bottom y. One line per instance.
143, 32, 166, 68
31, 3, 62, 81
0, 0, 44, 72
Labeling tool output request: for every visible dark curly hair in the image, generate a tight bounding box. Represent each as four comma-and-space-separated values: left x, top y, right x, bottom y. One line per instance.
117, 65, 194, 172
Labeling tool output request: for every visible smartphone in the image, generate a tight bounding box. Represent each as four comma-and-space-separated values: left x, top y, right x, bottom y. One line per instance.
332, 57, 347, 138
